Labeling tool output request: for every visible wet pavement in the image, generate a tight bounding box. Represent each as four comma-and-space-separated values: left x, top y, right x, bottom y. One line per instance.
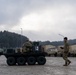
0, 56, 76, 75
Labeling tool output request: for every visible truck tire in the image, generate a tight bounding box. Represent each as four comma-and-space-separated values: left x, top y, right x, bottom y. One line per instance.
17, 57, 26, 65
54, 53, 57, 57
37, 56, 46, 65
7, 57, 16, 66
75, 54, 76, 57
27, 57, 36, 65
48, 54, 51, 57
60, 54, 63, 57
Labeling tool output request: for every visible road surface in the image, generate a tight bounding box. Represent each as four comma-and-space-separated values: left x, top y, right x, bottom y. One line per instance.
0, 56, 76, 75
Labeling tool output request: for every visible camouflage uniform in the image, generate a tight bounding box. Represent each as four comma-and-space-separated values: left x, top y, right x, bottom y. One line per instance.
63, 42, 71, 66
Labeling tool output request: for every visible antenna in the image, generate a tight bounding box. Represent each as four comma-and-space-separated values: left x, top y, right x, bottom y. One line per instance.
58, 34, 64, 38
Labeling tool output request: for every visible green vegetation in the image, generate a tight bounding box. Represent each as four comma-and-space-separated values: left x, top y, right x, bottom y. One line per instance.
0, 30, 76, 48
0, 31, 28, 48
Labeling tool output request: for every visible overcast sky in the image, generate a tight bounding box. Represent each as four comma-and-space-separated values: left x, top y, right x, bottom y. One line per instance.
0, 0, 76, 41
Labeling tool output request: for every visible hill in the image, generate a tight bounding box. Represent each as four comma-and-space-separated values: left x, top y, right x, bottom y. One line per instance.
0, 31, 28, 48
0, 31, 76, 48
40, 39, 76, 46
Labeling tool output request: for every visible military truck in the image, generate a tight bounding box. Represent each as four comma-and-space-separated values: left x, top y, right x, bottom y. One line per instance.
0, 42, 47, 66
42, 45, 57, 57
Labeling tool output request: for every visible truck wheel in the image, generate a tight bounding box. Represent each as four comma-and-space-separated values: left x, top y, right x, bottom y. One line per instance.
60, 54, 63, 57
27, 57, 36, 65
75, 54, 76, 57
17, 57, 26, 65
37, 56, 46, 65
7, 57, 16, 66
48, 54, 51, 57
54, 53, 57, 57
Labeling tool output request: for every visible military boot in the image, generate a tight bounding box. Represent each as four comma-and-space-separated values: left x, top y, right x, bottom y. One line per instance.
67, 60, 71, 66
63, 61, 67, 66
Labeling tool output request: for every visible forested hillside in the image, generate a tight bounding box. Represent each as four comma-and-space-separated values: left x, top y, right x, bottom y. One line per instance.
40, 39, 76, 46
0, 31, 28, 48
0, 31, 76, 48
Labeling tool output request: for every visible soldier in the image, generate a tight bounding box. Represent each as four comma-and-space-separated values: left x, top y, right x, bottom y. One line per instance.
61, 37, 71, 66
22, 40, 33, 52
